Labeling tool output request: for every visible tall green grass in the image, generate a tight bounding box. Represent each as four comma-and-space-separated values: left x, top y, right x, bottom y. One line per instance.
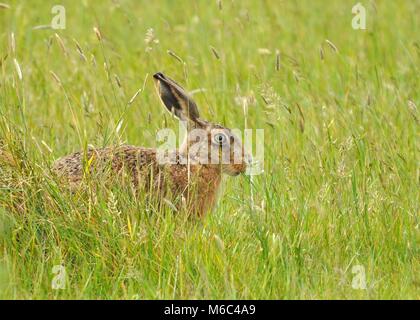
0, 0, 418, 299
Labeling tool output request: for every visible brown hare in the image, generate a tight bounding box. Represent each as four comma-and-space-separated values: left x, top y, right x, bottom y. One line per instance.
53, 72, 249, 217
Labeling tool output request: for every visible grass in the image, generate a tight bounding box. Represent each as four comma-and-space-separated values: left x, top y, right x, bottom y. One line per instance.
0, 0, 419, 299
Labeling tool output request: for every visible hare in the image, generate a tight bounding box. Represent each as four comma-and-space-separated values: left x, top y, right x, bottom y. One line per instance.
52, 72, 249, 216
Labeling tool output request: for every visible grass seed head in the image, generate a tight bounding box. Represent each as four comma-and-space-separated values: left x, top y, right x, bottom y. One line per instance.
10, 32, 15, 53
325, 39, 339, 53
54, 33, 67, 56
210, 46, 220, 60
49, 70, 61, 85
13, 58, 22, 80
93, 27, 102, 41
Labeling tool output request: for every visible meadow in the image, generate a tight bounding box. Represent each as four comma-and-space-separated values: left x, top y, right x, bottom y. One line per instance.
0, 0, 418, 299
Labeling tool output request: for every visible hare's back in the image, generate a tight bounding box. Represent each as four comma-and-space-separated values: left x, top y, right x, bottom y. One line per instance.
52, 145, 158, 183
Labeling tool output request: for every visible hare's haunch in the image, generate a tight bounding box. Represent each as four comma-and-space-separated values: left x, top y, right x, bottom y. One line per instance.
53, 73, 249, 216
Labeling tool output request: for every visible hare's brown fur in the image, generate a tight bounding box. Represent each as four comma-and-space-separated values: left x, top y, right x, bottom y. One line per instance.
53, 145, 223, 216
53, 72, 247, 217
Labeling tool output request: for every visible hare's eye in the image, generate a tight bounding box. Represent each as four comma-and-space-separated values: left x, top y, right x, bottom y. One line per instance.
213, 133, 228, 145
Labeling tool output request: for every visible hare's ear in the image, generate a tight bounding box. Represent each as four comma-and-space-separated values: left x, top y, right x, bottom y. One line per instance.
153, 72, 200, 125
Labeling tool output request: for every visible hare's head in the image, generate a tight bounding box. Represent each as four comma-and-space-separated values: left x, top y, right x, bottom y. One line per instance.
153, 72, 249, 176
